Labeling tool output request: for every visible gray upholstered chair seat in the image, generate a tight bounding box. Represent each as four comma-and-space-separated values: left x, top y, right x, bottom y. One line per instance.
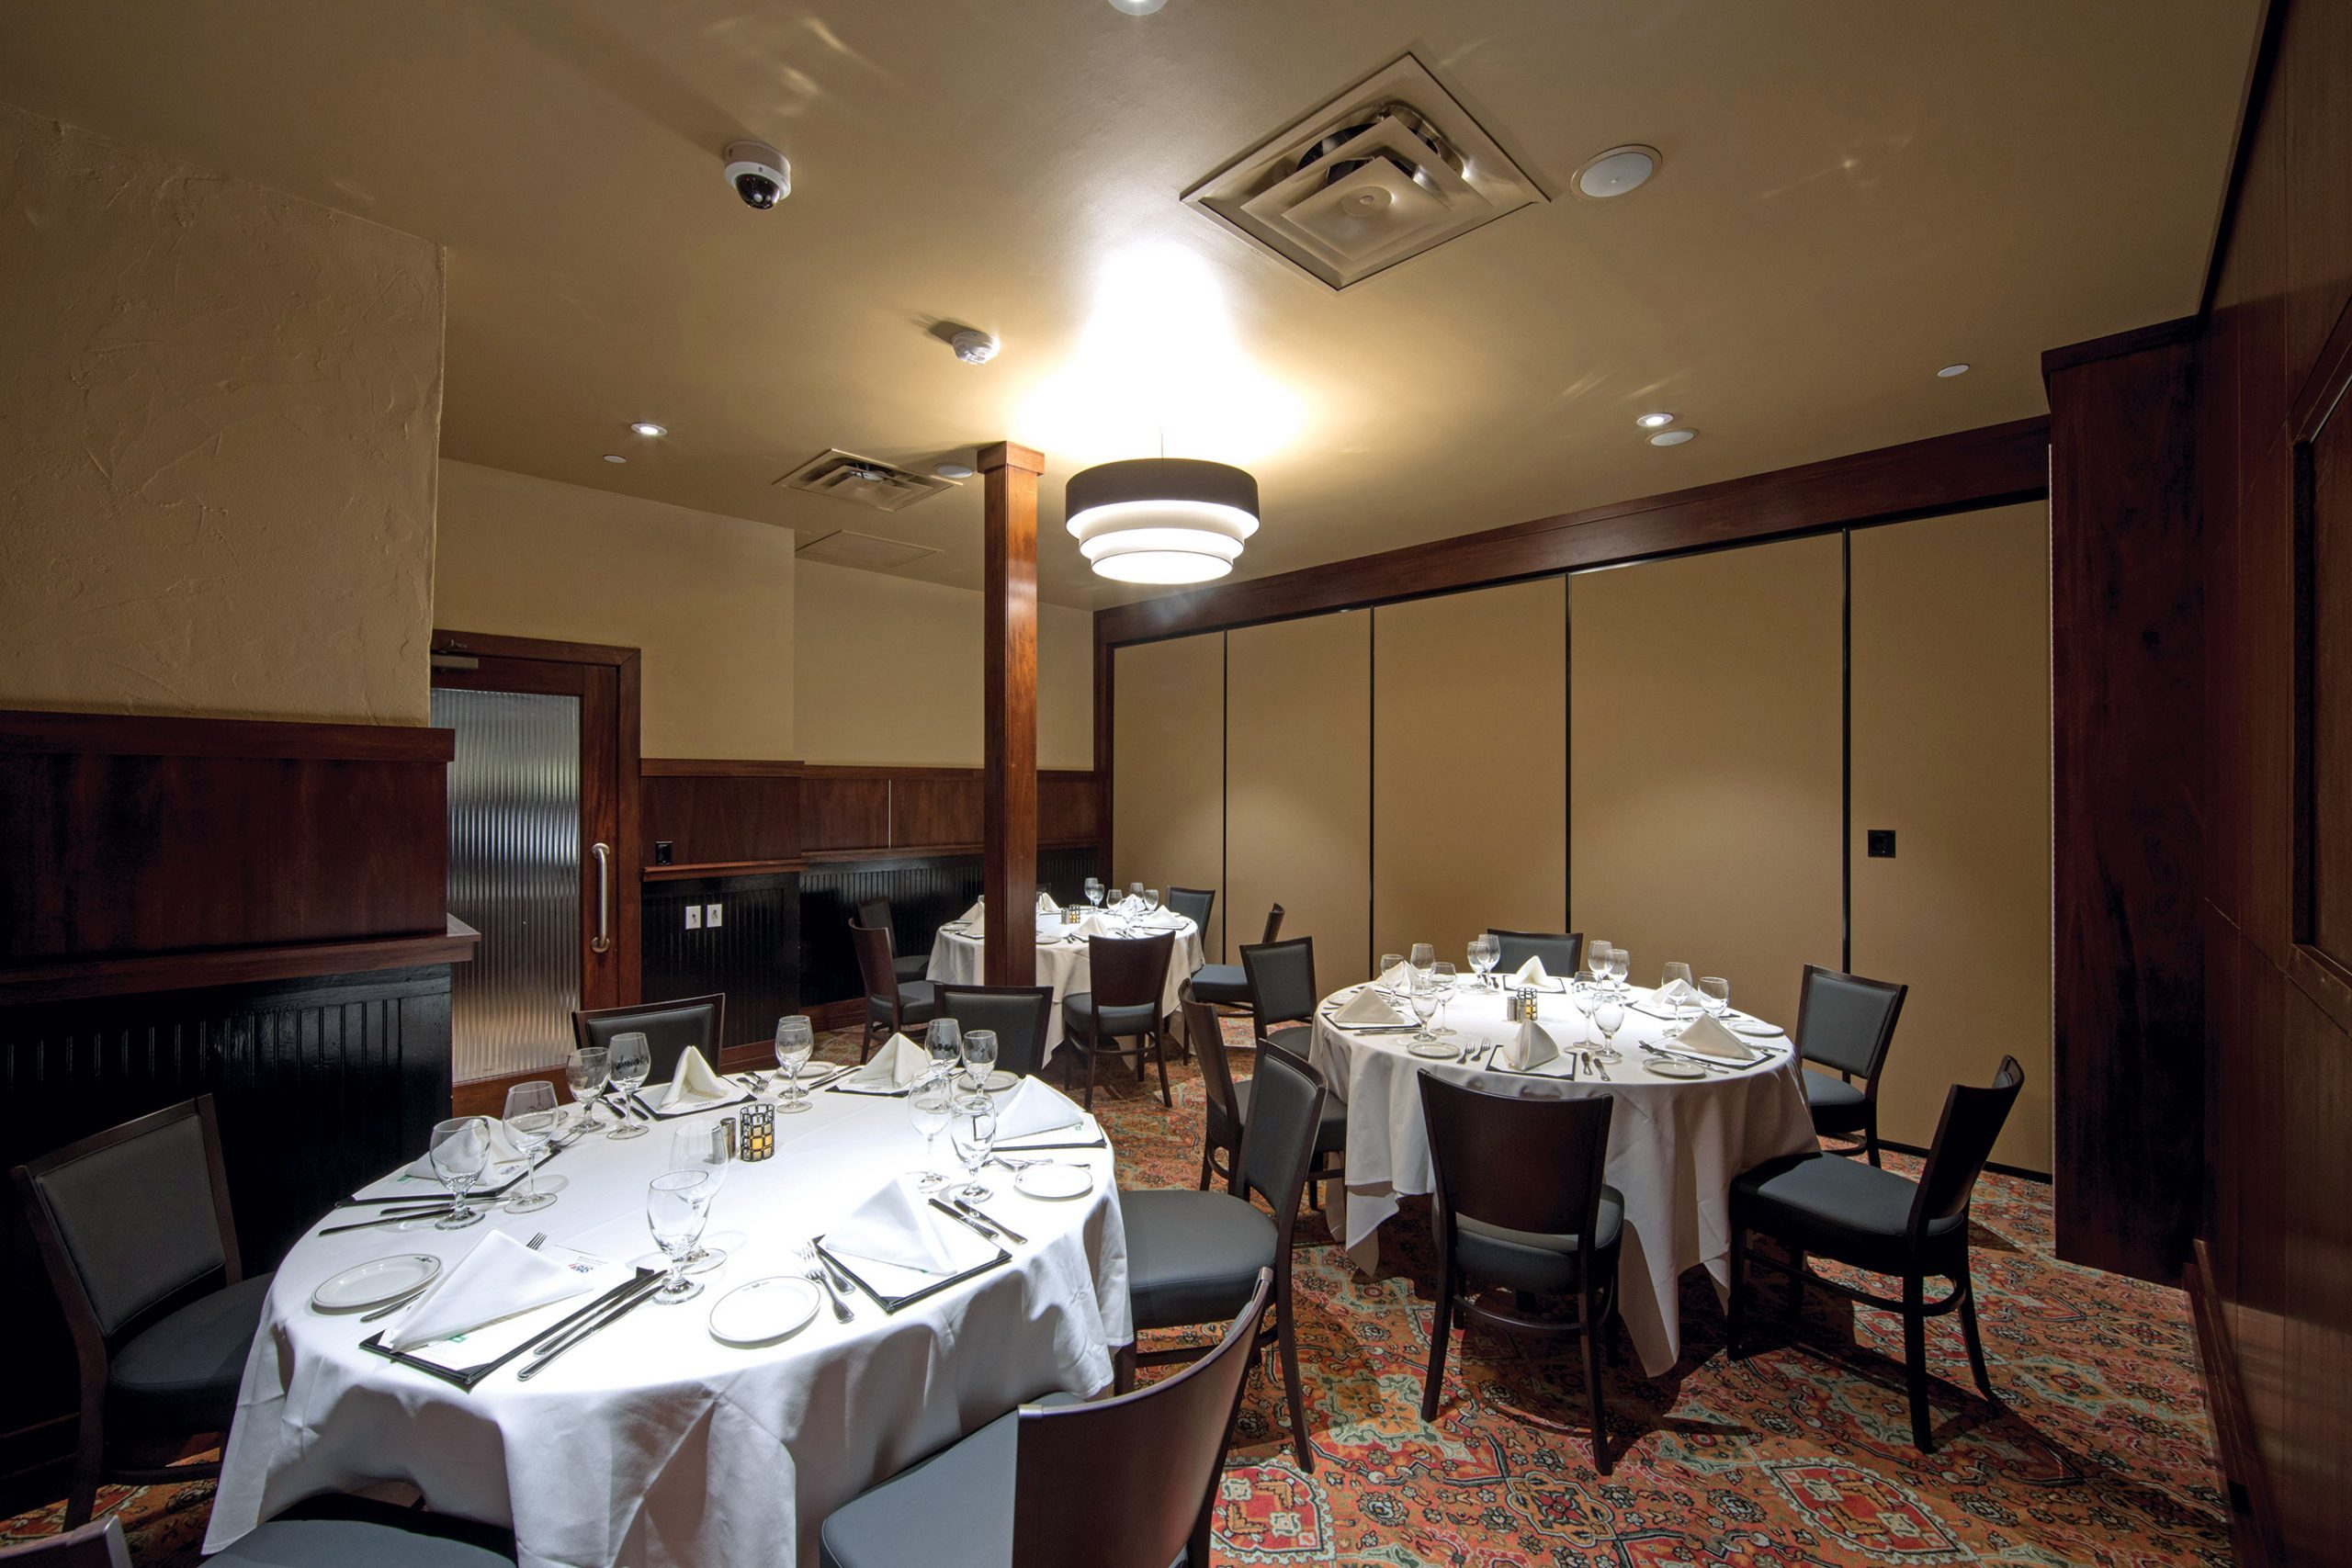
1803, 1069, 1870, 1133
893, 953, 929, 985
819, 1394, 1094, 1568
1731, 1153, 1965, 1274
1453, 1187, 1624, 1296
205, 1495, 516, 1567
107, 1270, 274, 1434
1264, 1023, 1311, 1057
1229, 1078, 1347, 1156
867, 982, 936, 1027
1121, 1190, 1278, 1331
1062, 994, 1161, 1037
1187, 963, 1250, 1006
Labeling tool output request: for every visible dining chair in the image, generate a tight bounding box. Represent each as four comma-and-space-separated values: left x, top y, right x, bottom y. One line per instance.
572, 992, 725, 1086
1115, 1043, 1325, 1472
10, 1096, 273, 1528
1487, 929, 1585, 976
1061, 931, 1177, 1109
0, 1515, 129, 1568
1792, 964, 1909, 1164
1727, 1055, 2024, 1452
202, 1494, 519, 1566
819, 1270, 1272, 1568
1185, 902, 1283, 1018
855, 895, 930, 985
1164, 885, 1216, 935
1417, 1074, 1622, 1471
1238, 933, 1317, 1056
852, 920, 936, 1060
933, 984, 1056, 1078
1179, 985, 1346, 1198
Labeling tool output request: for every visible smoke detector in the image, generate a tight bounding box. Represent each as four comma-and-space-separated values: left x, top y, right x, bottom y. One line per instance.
949, 330, 1000, 365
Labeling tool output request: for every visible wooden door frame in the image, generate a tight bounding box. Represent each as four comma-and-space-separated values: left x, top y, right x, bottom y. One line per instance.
431, 629, 642, 1007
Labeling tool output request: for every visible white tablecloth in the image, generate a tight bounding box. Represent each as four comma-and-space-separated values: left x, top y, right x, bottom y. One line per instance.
1308, 982, 1814, 1377
209, 1083, 1130, 1568
927, 911, 1204, 1061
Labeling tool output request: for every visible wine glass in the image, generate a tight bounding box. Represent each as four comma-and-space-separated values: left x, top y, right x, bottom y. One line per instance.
426, 1117, 492, 1230
1378, 953, 1406, 992
1702, 976, 1732, 1023
925, 1018, 963, 1085
909, 1080, 954, 1192
1571, 983, 1600, 1043
1408, 978, 1442, 1044
605, 1032, 651, 1139
666, 1125, 732, 1272
501, 1081, 560, 1213
645, 1171, 712, 1304
1606, 946, 1631, 997
774, 1015, 815, 1112
1409, 942, 1437, 987
1084, 877, 1103, 909
948, 1095, 999, 1201
1144, 889, 1162, 922
1127, 881, 1145, 910
1592, 998, 1627, 1064
1660, 960, 1696, 1037
1587, 941, 1613, 991
1467, 933, 1499, 990
962, 1028, 1000, 1092
564, 1045, 610, 1135
1430, 962, 1459, 1036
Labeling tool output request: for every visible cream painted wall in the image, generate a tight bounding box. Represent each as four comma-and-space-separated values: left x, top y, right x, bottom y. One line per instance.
793, 560, 1094, 771
0, 102, 444, 724
433, 459, 796, 761
1113, 634, 1227, 959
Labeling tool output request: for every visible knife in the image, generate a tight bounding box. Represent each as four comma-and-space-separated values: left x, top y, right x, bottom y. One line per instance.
990, 1137, 1106, 1153
320, 1207, 451, 1235
950, 1198, 1027, 1245
929, 1198, 1008, 1246
515, 1275, 667, 1380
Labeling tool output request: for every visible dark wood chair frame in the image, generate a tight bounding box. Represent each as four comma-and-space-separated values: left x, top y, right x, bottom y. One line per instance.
11, 1097, 244, 1529
1180, 985, 1342, 1207
932, 983, 1057, 1080
1792, 964, 1908, 1165
851, 920, 929, 1061
571, 991, 726, 1085
1179, 903, 1283, 1066
1061, 931, 1177, 1110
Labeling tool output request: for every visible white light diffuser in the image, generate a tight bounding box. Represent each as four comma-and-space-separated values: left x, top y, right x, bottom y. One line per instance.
1065, 458, 1260, 584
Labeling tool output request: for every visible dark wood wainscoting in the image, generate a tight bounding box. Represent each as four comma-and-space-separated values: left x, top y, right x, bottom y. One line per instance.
642, 871, 800, 1044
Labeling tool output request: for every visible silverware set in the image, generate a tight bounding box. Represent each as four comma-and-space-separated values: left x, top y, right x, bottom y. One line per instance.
930, 1196, 1026, 1246
515, 1272, 668, 1381
798, 1242, 855, 1323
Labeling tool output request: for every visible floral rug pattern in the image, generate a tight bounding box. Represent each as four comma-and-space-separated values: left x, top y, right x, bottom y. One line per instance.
3, 1029, 2229, 1566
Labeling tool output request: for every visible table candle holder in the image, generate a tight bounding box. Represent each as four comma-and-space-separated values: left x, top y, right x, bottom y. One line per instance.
738, 1103, 775, 1162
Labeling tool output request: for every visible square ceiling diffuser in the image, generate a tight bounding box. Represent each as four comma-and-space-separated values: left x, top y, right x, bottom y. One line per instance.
775, 448, 957, 513
1184, 53, 1547, 291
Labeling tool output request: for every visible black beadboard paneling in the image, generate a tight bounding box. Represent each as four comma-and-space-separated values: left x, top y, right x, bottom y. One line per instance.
641, 872, 799, 1044
797, 848, 1100, 1007
1, 964, 454, 1476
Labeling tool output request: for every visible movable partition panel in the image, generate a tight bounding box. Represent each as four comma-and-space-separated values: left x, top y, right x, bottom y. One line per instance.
1113, 633, 1227, 957
1372, 579, 1567, 969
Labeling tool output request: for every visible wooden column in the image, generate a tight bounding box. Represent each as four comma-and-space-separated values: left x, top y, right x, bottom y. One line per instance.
979, 441, 1045, 985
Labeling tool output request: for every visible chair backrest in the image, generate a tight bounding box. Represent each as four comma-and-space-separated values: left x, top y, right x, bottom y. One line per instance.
1489, 930, 1584, 976
1178, 984, 1239, 1136
933, 984, 1055, 1077
1419, 1072, 1613, 1264
0, 1515, 130, 1568
1793, 964, 1907, 1081
12, 1097, 241, 1345
1165, 886, 1216, 935
848, 921, 899, 1000
1908, 1055, 2025, 1235
1231, 1042, 1327, 1249
574, 993, 725, 1086
1240, 936, 1317, 1028
1258, 903, 1285, 946
1085, 932, 1175, 1011
854, 896, 895, 945
1012, 1269, 1272, 1568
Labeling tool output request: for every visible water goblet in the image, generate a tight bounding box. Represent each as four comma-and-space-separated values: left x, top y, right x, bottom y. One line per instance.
1409, 942, 1436, 983
564, 1046, 610, 1135
1701, 976, 1732, 1022
645, 1171, 712, 1304
925, 1018, 964, 1084
908, 1081, 954, 1191
774, 1015, 816, 1111
962, 1028, 1000, 1092
1408, 979, 1442, 1044
1084, 877, 1104, 908
1378, 953, 1406, 992
501, 1081, 560, 1213
427, 1117, 492, 1230
1430, 962, 1459, 1036
1592, 999, 1627, 1065
1467, 933, 1499, 990
605, 1032, 652, 1139
1606, 946, 1631, 997
1660, 960, 1696, 1037
948, 1095, 999, 1201
666, 1125, 731, 1272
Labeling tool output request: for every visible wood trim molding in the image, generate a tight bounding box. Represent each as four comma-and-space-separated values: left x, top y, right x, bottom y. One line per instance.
2041, 315, 2203, 382
642, 758, 804, 778
1093, 417, 2051, 646
0, 918, 478, 1007
644, 859, 806, 882
0, 708, 453, 762
431, 629, 642, 668
2185, 1238, 2281, 1568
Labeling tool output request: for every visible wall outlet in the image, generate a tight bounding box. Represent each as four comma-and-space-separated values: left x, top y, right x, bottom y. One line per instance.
1867, 829, 1897, 859
654, 840, 673, 866
684, 905, 702, 931
705, 902, 724, 929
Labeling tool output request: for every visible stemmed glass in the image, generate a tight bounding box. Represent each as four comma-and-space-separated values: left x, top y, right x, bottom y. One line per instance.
774, 1016, 816, 1112
427, 1117, 492, 1230
1127, 882, 1145, 912
1592, 998, 1627, 1065
1606, 946, 1632, 998
962, 1028, 1000, 1092
948, 1095, 999, 1201
1660, 960, 1696, 1037
1430, 962, 1458, 1036
501, 1082, 560, 1213
645, 1171, 712, 1304
925, 1018, 963, 1084
665, 1125, 731, 1272
908, 1080, 954, 1192
1378, 953, 1406, 993
1571, 983, 1600, 1045
564, 1046, 610, 1136
605, 1032, 651, 1139
1585, 942, 1612, 995
1084, 877, 1104, 909
1144, 889, 1162, 924
1409, 942, 1436, 986
1467, 934, 1499, 991
1407, 977, 1442, 1044
1701, 976, 1732, 1024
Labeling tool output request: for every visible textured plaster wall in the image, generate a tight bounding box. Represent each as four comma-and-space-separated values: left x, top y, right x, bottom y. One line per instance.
0, 102, 444, 724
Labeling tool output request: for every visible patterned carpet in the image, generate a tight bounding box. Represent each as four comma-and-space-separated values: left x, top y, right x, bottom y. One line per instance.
3, 1030, 2229, 1566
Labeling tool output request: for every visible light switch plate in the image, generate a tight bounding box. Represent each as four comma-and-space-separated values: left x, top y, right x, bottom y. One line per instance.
705, 903, 723, 928
684, 905, 702, 931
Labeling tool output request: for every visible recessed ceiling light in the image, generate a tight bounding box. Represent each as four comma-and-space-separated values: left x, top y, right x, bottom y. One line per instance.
629, 422, 667, 437
1648, 429, 1696, 447
1635, 412, 1677, 429
602, 454, 628, 464
1573, 144, 1660, 199
1107, 0, 1166, 13
1936, 363, 1971, 378
934, 461, 975, 480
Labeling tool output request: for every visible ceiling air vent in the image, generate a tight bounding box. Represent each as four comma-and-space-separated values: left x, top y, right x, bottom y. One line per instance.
775, 448, 957, 513
793, 530, 942, 570
1184, 53, 1546, 291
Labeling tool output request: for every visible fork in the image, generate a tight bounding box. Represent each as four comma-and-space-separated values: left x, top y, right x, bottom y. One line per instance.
798, 1243, 854, 1324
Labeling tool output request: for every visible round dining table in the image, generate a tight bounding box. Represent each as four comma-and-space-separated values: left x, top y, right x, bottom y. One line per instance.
207, 1080, 1129, 1568
1307, 979, 1815, 1378
927, 907, 1204, 1061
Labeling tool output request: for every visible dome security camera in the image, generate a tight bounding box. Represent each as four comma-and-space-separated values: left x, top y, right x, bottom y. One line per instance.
722, 140, 790, 209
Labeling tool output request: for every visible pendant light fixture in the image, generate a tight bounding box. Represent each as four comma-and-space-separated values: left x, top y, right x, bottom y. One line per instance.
1064, 457, 1260, 584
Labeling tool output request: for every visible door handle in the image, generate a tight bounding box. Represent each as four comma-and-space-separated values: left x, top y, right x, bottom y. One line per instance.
591, 841, 613, 953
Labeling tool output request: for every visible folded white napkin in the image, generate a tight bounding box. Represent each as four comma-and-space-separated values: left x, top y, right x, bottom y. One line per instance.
848, 1032, 934, 1090
1332, 988, 1408, 1026
401, 1118, 529, 1185
1503, 1020, 1559, 1071
1373, 961, 1415, 992
657, 1046, 742, 1112
992, 1077, 1087, 1142
1509, 955, 1560, 990
387, 1230, 612, 1351
1673, 1012, 1752, 1060
1035, 890, 1059, 914
1075, 911, 1115, 940
1656, 976, 1700, 1005
960, 908, 986, 937
828, 1178, 983, 1276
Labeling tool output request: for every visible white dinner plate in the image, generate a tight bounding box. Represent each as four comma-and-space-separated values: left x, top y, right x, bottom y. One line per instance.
979, 1070, 1021, 1093
1015, 1163, 1094, 1200
707, 1276, 820, 1347
1645, 1056, 1708, 1079
1731, 1017, 1785, 1037
311, 1253, 441, 1313
1407, 1039, 1458, 1059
